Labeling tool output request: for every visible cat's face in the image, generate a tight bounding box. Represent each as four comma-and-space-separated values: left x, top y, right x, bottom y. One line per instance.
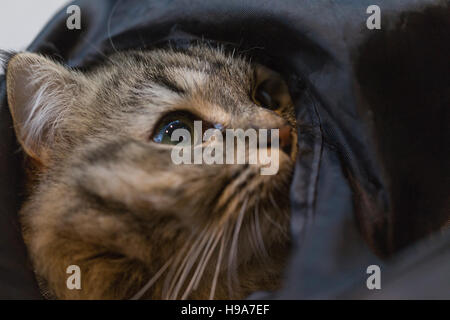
6, 45, 297, 299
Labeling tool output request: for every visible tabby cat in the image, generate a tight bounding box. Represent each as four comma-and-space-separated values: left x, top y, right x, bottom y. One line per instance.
4, 44, 298, 299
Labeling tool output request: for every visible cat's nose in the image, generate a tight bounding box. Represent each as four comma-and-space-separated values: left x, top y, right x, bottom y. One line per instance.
265, 124, 292, 155
279, 124, 292, 154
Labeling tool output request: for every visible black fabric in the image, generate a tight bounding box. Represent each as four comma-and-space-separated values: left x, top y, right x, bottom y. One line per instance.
0, 0, 448, 299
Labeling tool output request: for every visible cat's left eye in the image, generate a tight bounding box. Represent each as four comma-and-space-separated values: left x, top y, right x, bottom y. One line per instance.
152, 114, 195, 145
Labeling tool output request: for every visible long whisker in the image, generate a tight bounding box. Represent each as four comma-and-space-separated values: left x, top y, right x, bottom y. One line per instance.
248, 201, 261, 259
192, 224, 226, 290
269, 193, 281, 214
182, 226, 224, 300
248, 220, 257, 259
162, 230, 202, 299
130, 256, 174, 300
262, 210, 288, 238
171, 226, 216, 299
227, 196, 248, 297
209, 226, 227, 300
165, 229, 208, 299
162, 244, 186, 298
254, 202, 268, 258
189, 234, 216, 290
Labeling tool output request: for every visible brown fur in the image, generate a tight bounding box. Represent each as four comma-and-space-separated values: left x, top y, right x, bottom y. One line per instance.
5, 44, 297, 299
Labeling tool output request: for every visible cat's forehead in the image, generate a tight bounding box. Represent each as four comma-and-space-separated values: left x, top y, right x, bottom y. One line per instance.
88, 47, 254, 123
100, 47, 255, 109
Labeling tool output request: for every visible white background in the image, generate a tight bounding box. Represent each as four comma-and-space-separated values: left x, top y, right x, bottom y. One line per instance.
0, 0, 68, 51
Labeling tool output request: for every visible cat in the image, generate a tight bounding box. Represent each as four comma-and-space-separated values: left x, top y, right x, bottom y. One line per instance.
4, 44, 298, 299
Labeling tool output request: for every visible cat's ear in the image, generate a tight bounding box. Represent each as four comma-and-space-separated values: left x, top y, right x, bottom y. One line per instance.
5, 52, 81, 165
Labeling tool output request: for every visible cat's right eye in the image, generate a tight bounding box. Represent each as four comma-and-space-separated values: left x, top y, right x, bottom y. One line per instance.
253, 79, 280, 110
253, 66, 292, 112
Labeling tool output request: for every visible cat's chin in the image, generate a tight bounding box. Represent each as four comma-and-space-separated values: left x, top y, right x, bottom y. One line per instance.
23, 185, 292, 300
27, 221, 290, 300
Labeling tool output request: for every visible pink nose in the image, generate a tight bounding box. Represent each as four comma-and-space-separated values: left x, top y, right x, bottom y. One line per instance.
279, 124, 292, 154
265, 124, 292, 154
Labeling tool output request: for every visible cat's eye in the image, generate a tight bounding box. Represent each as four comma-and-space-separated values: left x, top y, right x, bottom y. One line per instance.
253, 66, 292, 111
253, 79, 280, 110
152, 114, 195, 145
152, 112, 215, 145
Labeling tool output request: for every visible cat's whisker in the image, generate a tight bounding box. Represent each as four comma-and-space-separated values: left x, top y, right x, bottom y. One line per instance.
262, 209, 289, 239
182, 226, 225, 300
248, 202, 267, 262
170, 226, 215, 299
247, 222, 257, 260
162, 231, 198, 299
178, 227, 219, 299
193, 222, 230, 292
269, 193, 282, 215
191, 225, 224, 290
173, 228, 218, 299
106, 0, 122, 56
254, 203, 268, 258
227, 196, 248, 298
130, 256, 174, 300
194, 223, 230, 292
247, 201, 261, 259
76, 31, 122, 69
209, 225, 227, 300
165, 228, 208, 299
